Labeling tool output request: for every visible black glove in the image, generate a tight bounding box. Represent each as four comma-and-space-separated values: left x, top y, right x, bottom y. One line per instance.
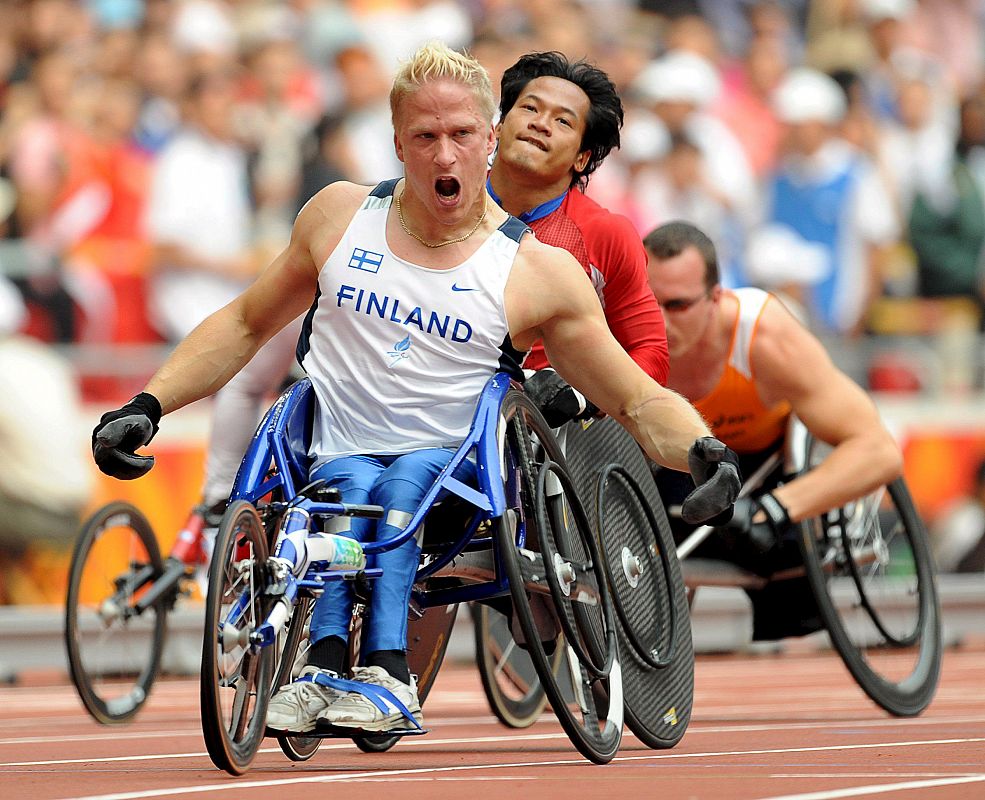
91, 392, 162, 479
523, 368, 599, 428
722, 492, 790, 553
681, 436, 742, 525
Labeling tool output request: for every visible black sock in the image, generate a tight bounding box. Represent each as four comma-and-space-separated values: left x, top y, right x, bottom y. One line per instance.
307, 635, 347, 674
365, 649, 410, 684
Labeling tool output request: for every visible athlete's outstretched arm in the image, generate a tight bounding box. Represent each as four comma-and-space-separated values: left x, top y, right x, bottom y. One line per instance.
144, 204, 321, 415
507, 242, 710, 472
92, 184, 368, 480
751, 298, 902, 521
143, 183, 368, 414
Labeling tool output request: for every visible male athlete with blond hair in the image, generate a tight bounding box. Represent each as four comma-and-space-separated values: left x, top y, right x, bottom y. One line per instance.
93, 45, 740, 733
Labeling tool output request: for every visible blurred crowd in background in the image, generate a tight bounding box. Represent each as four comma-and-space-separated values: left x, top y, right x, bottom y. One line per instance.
2, 0, 985, 600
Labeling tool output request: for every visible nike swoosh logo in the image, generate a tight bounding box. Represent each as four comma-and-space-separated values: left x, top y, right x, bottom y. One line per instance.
451, 284, 477, 292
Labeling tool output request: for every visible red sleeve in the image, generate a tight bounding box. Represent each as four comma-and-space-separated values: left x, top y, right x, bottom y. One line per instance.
583, 209, 669, 384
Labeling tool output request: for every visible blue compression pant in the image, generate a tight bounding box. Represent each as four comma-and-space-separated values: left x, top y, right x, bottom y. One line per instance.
308, 449, 476, 654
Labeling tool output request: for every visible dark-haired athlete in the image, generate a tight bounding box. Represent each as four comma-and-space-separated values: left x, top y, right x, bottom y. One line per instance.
491, 52, 669, 423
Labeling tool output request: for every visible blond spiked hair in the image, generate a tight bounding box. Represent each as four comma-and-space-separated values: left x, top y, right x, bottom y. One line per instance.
390, 41, 495, 127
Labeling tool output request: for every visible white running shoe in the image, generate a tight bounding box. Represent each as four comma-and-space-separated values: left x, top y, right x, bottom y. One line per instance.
317, 665, 423, 732
266, 666, 344, 732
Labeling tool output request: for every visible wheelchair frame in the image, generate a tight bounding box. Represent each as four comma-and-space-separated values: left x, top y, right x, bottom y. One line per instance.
200, 373, 624, 774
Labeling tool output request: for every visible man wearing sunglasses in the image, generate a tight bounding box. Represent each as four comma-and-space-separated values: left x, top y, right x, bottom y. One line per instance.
643, 220, 902, 640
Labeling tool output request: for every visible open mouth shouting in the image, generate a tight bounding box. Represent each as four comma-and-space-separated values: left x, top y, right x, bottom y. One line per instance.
435, 176, 461, 205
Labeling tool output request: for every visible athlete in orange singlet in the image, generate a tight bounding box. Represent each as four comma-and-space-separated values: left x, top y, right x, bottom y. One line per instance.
643, 221, 902, 640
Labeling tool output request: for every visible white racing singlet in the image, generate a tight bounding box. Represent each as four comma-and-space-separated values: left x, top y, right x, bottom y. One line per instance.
297, 179, 529, 466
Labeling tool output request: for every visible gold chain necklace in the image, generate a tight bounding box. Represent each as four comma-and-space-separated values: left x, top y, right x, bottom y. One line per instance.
395, 190, 487, 248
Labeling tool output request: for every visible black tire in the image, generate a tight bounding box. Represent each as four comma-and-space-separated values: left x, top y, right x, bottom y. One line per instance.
65, 502, 167, 724
352, 734, 400, 753
797, 436, 942, 716
273, 597, 321, 762
200, 501, 275, 775
495, 391, 622, 764
564, 417, 695, 750
472, 603, 556, 728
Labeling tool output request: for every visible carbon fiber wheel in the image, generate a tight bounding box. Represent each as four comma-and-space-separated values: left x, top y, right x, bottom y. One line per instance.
564, 417, 695, 749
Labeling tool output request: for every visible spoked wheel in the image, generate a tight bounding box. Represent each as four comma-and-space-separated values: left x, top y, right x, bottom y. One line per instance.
65, 502, 167, 724
495, 390, 622, 764
798, 436, 942, 716
200, 501, 275, 775
472, 602, 563, 728
272, 597, 321, 761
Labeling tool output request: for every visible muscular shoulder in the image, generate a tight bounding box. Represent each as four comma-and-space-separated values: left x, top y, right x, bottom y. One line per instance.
506, 234, 600, 347
296, 181, 373, 262
750, 293, 832, 402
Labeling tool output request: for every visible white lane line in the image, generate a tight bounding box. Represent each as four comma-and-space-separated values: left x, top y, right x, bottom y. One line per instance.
54, 761, 583, 800
319, 777, 539, 782
769, 774, 983, 779
758, 774, 985, 799
6, 712, 985, 750
688, 716, 985, 735
6, 725, 985, 769
0, 731, 202, 746
0, 732, 572, 767
0, 717, 498, 746
46, 737, 985, 800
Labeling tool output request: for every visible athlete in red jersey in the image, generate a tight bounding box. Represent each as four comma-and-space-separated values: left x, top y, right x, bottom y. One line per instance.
488, 52, 669, 426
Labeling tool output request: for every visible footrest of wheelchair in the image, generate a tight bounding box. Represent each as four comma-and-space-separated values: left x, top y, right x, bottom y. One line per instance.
312, 720, 429, 738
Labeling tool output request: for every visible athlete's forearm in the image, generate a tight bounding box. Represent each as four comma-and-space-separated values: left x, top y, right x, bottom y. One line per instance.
617, 388, 712, 471
144, 306, 264, 415
772, 433, 902, 522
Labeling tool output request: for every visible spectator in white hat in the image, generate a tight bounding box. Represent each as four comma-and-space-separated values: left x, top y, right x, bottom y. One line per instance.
747, 68, 899, 335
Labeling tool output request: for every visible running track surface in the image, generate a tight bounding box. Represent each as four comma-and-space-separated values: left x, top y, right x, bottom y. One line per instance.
3, 644, 984, 800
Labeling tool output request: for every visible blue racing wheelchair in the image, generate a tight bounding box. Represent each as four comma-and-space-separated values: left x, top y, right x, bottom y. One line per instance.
199, 373, 625, 774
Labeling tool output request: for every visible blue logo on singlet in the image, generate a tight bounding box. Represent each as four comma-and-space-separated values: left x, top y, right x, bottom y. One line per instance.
387, 335, 412, 367
349, 248, 384, 273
